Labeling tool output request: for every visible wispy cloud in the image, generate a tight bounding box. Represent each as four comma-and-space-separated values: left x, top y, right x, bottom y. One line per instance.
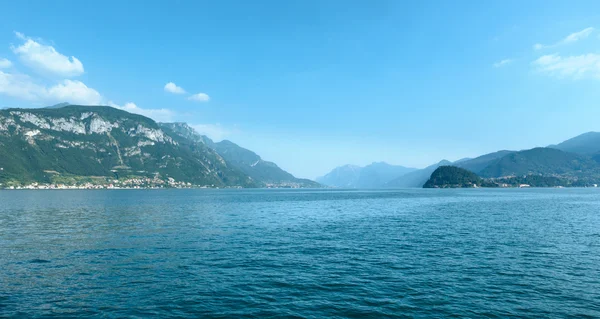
534, 27, 594, 50
0, 58, 12, 69
188, 92, 210, 102
164, 82, 186, 94
533, 53, 600, 79
493, 59, 513, 68
11, 32, 84, 77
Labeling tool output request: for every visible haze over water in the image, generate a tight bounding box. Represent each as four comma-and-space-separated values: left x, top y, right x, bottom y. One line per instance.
1, 189, 600, 318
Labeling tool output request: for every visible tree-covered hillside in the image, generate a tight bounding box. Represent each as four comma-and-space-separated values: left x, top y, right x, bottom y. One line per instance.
478, 147, 600, 178
423, 166, 493, 188
0, 105, 256, 187
160, 123, 320, 188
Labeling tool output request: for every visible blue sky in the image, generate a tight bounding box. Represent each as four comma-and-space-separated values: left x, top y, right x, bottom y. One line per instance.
2, 1, 600, 179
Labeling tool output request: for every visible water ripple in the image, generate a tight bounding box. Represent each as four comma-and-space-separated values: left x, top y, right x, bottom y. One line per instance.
1, 188, 600, 318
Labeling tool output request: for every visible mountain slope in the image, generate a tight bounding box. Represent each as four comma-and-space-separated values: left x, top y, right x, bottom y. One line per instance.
212, 140, 320, 187
479, 147, 600, 178
455, 150, 515, 174
551, 132, 600, 155
0, 105, 256, 187
317, 162, 416, 188
385, 160, 452, 188
160, 123, 319, 188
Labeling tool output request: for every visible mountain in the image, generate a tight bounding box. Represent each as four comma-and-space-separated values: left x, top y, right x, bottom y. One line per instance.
423, 166, 575, 188
317, 162, 417, 188
384, 160, 452, 188
316, 165, 362, 188
455, 150, 515, 174
0, 105, 321, 188
160, 123, 319, 188
0, 105, 257, 187
423, 166, 491, 188
551, 132, 600, 155
479, 147, 600, 178
159, 122, 214, 145
356, 162, 417, 188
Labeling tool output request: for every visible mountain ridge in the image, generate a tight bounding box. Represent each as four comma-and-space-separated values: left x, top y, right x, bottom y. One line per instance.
161, 123, 320, 188
0, 105, 318, 188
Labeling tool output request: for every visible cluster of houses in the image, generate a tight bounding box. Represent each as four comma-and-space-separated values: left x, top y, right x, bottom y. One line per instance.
1, 177, 207, 190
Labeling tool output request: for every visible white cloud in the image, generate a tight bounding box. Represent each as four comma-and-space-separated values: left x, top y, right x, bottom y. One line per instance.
0, 71, 45, 101
534, 27, 594, 50
0, 70, 174, 121
0, 71, 101, 104
188, 92, 210, 102
0, 58, 12, 69
11, 32, 84, 77
533, 53, 600, 79
164, 82, 186, 94
493, 59, 513, 68
47, 80, 102, 105
108, 101, 175, 122
191, 123, 232, 141
1, 34, 175, 123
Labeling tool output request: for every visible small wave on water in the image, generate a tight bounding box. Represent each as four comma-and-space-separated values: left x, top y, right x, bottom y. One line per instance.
1, 189, 600, 318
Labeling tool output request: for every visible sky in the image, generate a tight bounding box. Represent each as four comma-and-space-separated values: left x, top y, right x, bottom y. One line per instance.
2, 1, 600, 179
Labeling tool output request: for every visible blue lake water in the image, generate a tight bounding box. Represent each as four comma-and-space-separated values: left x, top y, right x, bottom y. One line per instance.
1, 188, 600, 318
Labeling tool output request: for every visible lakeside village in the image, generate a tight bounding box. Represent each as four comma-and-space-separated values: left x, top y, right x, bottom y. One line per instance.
0, 177, 206, 190
0, 174, 310, 190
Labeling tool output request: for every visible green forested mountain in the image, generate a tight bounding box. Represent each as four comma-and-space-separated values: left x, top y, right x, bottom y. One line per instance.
160, 123, 320, 188
455, 150, 515, 174
423, 166, 490, 188
422, 166, 587, 188
0, 105, 256, 187
0, 105, 317, 188
478, 147, 600, 178
550, 132, 600, 155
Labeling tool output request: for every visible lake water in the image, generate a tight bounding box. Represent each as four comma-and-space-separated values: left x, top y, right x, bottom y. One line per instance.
1, 189, 599, 318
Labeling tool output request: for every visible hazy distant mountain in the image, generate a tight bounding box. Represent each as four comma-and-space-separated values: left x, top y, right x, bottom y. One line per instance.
317, 162, 416, 188
550, 132, 600, 155
455, 150, 515, 174
453, 157, 473, 164
384, 160, 452, 188
323, 132, 600, 189
316, 165, 362, 188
